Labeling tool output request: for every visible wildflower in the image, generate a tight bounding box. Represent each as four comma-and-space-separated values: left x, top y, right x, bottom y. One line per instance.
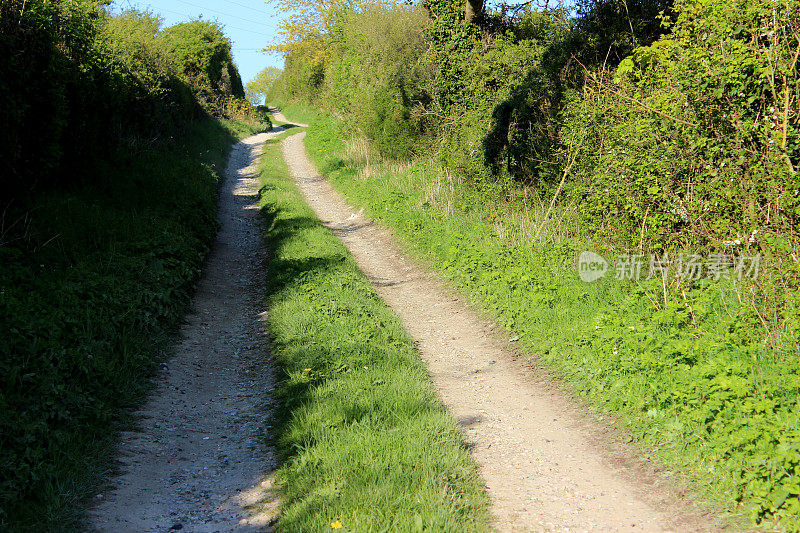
331, 520, 343, 529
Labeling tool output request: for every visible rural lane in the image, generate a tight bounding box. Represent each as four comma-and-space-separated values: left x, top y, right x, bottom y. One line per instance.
89, 129, 281, 532
276, 111, 723, 533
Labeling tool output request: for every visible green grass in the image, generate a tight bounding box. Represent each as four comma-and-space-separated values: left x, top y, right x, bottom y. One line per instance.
221, 116, 273, 138
0, 118, 266, 531
256, 130, 491, 532
276, 105, 800, 531
268, 98, 319, 126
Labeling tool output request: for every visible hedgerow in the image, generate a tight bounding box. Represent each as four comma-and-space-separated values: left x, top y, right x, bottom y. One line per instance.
0, 1, 268, 528
269, 0, 800, 527
0, 1, 258, 196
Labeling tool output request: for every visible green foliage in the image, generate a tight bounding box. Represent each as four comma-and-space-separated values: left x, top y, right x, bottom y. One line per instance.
272, 1, 432, 158
422, 0, 481, 111
256, 132, 491, 531
222, 96, 274, 130
0, 2, 248, 196
268, 98, 322, 126
101, 10, 199, 138
437, 12, 567, 184
563, 0, 800, 254
160, 20, 246, 114
0, 118, 265, 531
245, 66, 282, 105
551, 280, 800, 528
570, 0, 673, 66
302, 111, 800, 531
328, 3, 432, 157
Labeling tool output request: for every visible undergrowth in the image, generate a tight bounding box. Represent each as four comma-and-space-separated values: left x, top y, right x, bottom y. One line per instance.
0, 118, 267, 531
282, 106, 800, 531
257, 130, 491, 531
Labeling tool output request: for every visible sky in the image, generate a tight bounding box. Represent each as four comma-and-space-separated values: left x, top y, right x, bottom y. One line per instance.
113, 0, 284, 85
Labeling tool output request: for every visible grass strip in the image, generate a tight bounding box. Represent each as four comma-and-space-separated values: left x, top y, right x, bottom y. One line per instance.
269, 98, 319, 126
0, 118, 267, 531
257, 132, 491, 532
275, 105, 800, 530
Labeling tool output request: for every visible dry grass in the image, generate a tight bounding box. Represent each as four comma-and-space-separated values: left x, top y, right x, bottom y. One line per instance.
341, 134, 585, 249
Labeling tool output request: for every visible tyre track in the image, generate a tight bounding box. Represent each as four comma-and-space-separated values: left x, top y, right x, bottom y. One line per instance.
276, 113, 723, 533
89, 130, 281, 532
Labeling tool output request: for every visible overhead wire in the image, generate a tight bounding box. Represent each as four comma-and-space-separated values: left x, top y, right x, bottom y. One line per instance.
223, 0, 272, 16
123, 0, 280, 79
133, 2, 274, 36
172, 0, 268, 26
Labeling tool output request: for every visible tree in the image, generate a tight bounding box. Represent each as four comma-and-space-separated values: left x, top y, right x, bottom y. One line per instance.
265, 0, 400, 62
245, 66, 282, 104
160, 20, 245, 104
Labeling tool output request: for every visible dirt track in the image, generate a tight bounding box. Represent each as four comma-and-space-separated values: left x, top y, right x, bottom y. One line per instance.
89, 114, 724, 532
89, 130, 281, 532
275, 111, 722, 533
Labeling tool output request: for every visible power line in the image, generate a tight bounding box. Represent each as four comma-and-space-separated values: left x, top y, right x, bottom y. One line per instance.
216, 23, 272, 37
137, 3, 274, 36
224, 0, 271, 15
173, 0, 267, 26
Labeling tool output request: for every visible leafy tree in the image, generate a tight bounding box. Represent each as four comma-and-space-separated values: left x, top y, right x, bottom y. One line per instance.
160, 20, 245, 113
101, 10, 198, 132
245, 66, 282, 104
264, 0, 400, 69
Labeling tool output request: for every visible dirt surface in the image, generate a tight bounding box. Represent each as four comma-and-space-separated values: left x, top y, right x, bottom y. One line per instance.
89, 130, 281, 532
276, 112, 727, 533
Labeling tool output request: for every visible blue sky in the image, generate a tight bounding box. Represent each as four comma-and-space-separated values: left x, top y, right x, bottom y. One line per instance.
112, 0, 284, 84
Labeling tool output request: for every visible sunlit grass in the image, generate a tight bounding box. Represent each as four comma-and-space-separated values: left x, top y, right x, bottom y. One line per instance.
289, 106, 798, 531
256, 131, 491, 531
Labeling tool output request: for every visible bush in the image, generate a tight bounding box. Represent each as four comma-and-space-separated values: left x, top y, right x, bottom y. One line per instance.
160, 20, 246, 115
562, 0, 800, 253
0, 3, 257, 528
101, 10, 200, 142
0, 2, 248, 197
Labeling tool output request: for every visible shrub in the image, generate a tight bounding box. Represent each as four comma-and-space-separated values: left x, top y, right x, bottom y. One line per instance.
563, 0, 800, 254
160, 20, 246, 115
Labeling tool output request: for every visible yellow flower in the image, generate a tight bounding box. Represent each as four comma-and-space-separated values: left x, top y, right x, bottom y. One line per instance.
304, 368, 311, 372
331, 519, 342, 529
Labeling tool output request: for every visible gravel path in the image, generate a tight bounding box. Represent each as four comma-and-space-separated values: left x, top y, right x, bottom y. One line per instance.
275, 112, 724, 533
89, 130, 281, 532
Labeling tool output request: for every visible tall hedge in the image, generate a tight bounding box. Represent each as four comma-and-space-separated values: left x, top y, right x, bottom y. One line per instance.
0, 1, 247, 198
160, 20, 246, 115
